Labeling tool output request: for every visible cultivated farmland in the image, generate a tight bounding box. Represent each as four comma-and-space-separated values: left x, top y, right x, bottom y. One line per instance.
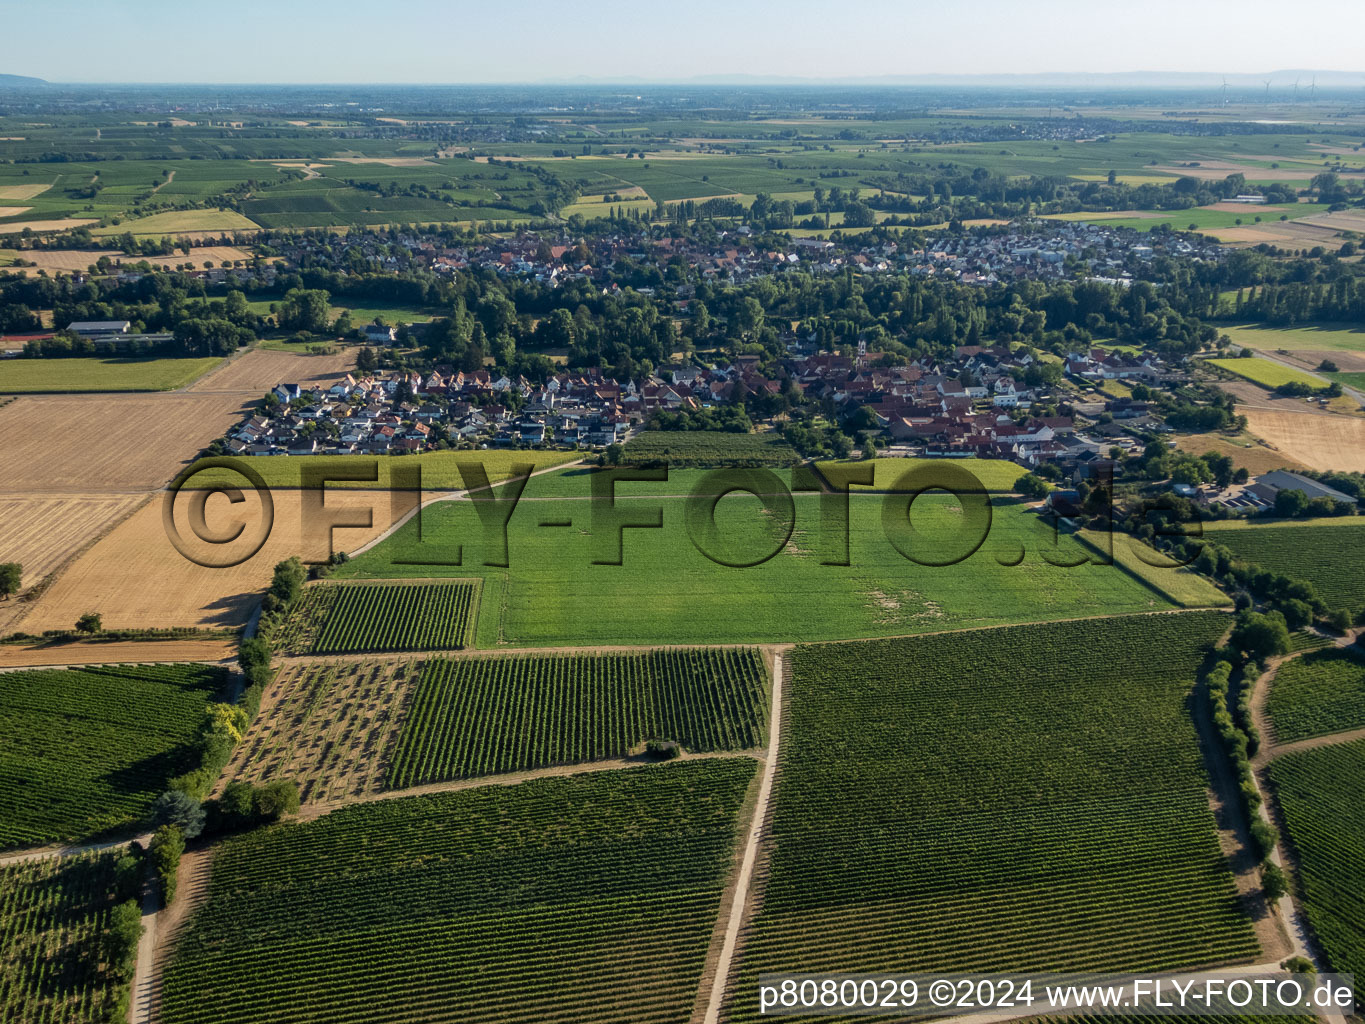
1266, 649, 1365, 744
0, 852, 128, 1023
16, 489, 419, 632
274, 581, 479, 654
1266, 739, 1365, 981
160, 760, 760, 1024
223, 659, 419, 803
1238, 407, 1365, 474
0, 356, 224, 393
1205, 357, 1328, 391
1202, 519, 1365, 611
0, 393, 250, 492
724, 612, 1256, 1021
184, 345, 356, 392
388, 647, 770, 785
623, 430, 799, 467
0, 492, 146, 590
0, 663, 227, 850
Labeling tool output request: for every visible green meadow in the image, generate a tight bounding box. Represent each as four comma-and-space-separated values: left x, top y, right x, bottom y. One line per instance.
337, 466, 1227, 647
0, 355, 223, 392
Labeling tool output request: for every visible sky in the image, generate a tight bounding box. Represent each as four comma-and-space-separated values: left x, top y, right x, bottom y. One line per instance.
7, 0, 1365, 84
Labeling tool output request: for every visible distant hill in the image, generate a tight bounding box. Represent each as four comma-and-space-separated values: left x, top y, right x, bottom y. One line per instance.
0, 74, 46, 88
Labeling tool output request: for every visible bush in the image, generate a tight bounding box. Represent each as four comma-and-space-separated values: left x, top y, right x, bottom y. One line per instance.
104, 899, 143, 982
149, 824, 185, 906
1250, 818, 1280, 860
253, 779, 300, 821
645, 738, 683, 760
75, 611, 102, 634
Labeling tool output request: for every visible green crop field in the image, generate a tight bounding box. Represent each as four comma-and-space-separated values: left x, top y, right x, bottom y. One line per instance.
1327, 371, 1365, 391
160, 760, 758, 1024
0, 664, 228, 850
387, 647, 769, 785
337, 465, 1227, 647
725, 612, 1255, 1021
818, 456, 1028, 491
623, 430, 799, 467
1267, 739, 1365, 981
1267, 650, 1365, 744
0, 852, 128, 1023
180, 449, 581, 490
245, 297, 442, 325
1203, 519, 1365, 611
0, 356, 223, 393
1219, 324, 1365, 355
275, 581, 478, 654
1205, 357, 1327, 391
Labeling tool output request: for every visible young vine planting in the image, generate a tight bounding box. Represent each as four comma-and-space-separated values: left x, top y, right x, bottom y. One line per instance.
160, 759, 759, 1024
387, 647, 769, 786
275, 581, 478, 655
725, 612, 1257, 1022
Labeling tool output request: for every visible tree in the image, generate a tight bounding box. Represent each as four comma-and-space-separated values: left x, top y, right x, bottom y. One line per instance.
0, 562, 20, 600
252, 779, 300, 821
104, 899, 143, 982
150, 789, 205, 839
1230, 611, 1292, 663
276, 288, 331, 333
1274, 488, 1309, 519
1016, 473, 1050, 500
75, 611, 102, 634
1261, 862, 1289, 904
356, 345, 378, 373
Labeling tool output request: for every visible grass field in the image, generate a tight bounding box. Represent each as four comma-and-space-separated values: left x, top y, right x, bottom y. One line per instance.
161, 760, 759, 1024
1203, 519, 1365, 611
818, 456, 1028, 491
388, 647, 770, 785
1205, 357, 1328, 391
181, 449, 580, 490
725, 612, 1254, 1020
1266, 739, 1365, 982
1327, 371, 1365, 391
0, 356, 223, 393
245, 297, 442, 325
337, 464, 1223, 646
0, 852, 129, 1023
88, 209, 258, 237
0, 664, 227, 849
274, 581, 478, 654
1267, 650, 1365, 744
1219, 324, 1365, 355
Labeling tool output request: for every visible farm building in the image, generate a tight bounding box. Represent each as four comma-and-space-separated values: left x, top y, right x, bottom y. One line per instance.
66, 320, 131, 337
1247, 470, 1354, 506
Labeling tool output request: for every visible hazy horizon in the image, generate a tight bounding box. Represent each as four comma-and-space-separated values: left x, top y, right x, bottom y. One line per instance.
6, 0, 1364, 85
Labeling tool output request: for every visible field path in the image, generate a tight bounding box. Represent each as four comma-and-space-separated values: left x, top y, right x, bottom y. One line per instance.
1248, 643, 1365, 767
293, 747, 763, 818
701, 649, 784, 1024
0, 832, 148, 868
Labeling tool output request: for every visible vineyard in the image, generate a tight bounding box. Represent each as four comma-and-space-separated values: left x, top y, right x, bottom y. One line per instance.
0, 663, 228, 850
1202, 520, 1365, 610
274, 581, 478, 654
160, 760, 759, 1024
1265, 649, 1365, 743
1265, 739, 1365, 982
724, 612, 1257, 1022
223, 659, 419, 803
387, 647, 769, 786
622, 430, 799, 467
0, 852, 125, 1023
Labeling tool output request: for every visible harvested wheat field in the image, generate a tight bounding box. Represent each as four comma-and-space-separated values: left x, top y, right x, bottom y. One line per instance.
0, 393, 250, 492
15, 489, 420, 632
0, 493, 147, 588
0, 218, 97, 233
186, 346, 356, 393
0, 245, 257, 276
0, 637, 236, 669
0, 184, 50, 201
1171, 434, 1307, 475
0, 207, 30, 219
221, 658, 419, 804
1241, 407, 1365, 473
